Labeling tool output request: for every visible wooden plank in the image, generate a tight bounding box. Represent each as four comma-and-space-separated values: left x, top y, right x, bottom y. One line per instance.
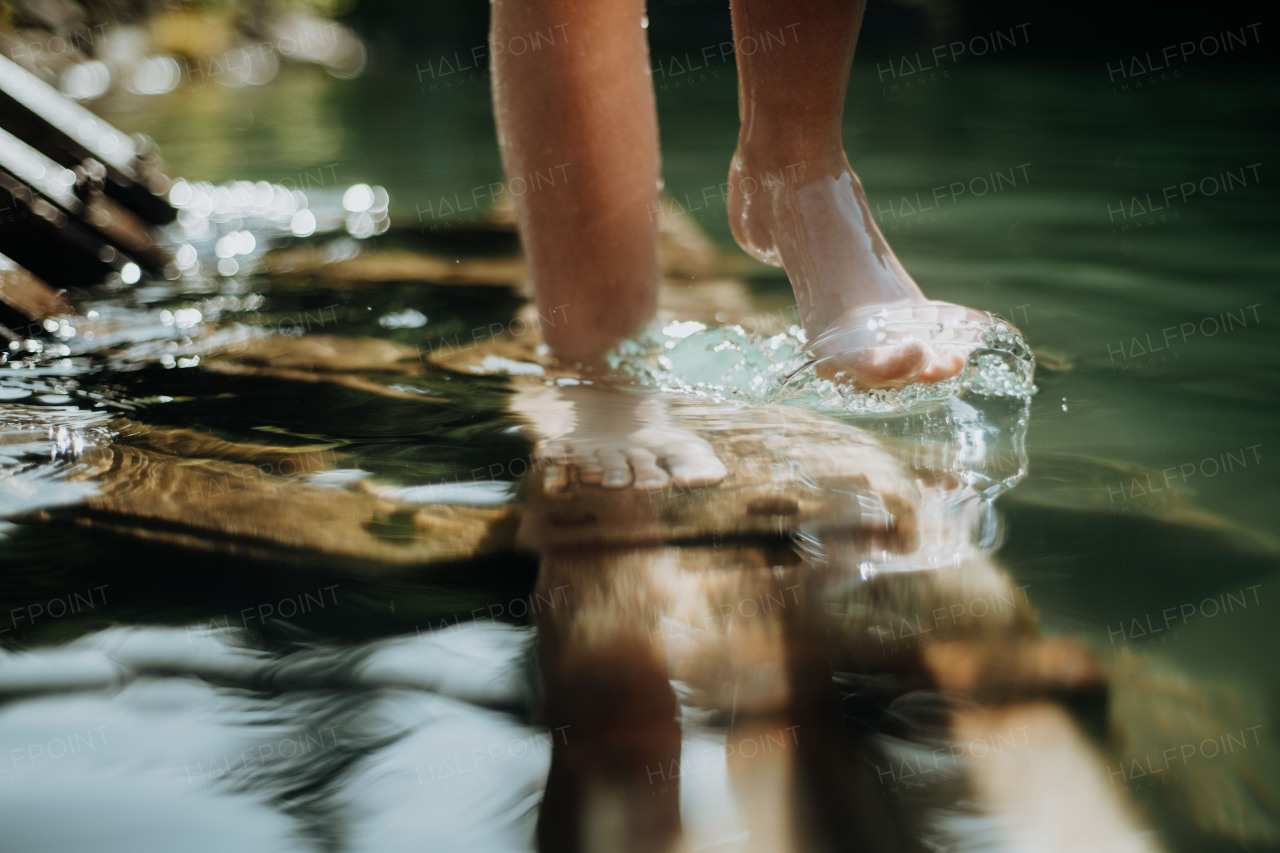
0, 126, 170, 277
0, 252, 70, 340
262, 246, 528, 288
0, 52, 175, 224
67, 438, 517, 571
48, 391, 917, 571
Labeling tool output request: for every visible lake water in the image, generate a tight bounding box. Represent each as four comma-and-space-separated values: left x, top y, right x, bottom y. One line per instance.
0, 58, 1276, 852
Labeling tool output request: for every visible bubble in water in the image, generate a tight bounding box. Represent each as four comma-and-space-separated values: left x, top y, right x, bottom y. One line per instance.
608, 314, 1036, 415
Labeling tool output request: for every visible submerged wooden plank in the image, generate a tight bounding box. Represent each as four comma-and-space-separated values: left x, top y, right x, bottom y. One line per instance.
261, 191, 753, 291
204, 333, 422, 372
198, 332, 443, 401
50, 391, 917, 570
68, 442, 517, 571
517, 401, 919, 553
262, 246, 528, 288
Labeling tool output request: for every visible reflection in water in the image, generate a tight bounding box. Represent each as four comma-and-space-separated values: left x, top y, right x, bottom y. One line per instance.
2, 357, 1277, 851
0, 623, 542, 851
1, 133, 1276, 853
513, 378, 1280, 853
515, 385, 1151, 852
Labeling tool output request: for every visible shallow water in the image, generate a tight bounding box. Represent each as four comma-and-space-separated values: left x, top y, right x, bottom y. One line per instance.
1, 62, 1278, 851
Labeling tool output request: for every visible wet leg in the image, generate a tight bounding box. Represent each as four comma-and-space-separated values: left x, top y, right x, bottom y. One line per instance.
534, 549, 685, 853
490, 0, 660, 366
728, 0, 991, 389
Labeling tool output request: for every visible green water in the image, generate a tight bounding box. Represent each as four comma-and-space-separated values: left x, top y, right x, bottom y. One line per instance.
99, 65, 1279, 532
1, 59, 1277, 851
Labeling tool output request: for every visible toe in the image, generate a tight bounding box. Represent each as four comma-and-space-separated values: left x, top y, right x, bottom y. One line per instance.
665, 441, 729, 489
576, 455, 605, 485
805, 300, 1001, 391
918, 348, 967, 383
542, 464, 569, 493
625, 446, 670, 490
537, 440, 572, 492
596, 449, 632, 488
539, 439, 572, 467
854, 342, 926, 388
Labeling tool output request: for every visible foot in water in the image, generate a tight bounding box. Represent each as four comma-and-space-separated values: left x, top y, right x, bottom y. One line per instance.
512, 384, 728, 492
728, 150, 996, 390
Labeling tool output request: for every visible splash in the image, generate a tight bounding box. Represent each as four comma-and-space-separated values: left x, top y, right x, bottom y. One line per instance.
607, 311, 1036, 415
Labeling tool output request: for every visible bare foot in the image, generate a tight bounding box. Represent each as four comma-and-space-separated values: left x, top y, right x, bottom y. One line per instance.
728, 151, 994, 389
510, 384, 728, 492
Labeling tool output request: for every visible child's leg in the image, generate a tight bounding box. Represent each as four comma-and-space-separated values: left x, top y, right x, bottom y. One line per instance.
728, 0, 988, 388
490, 0, 659, 366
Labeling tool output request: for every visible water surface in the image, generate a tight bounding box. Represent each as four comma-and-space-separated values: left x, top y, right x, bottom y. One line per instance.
1, 60, 1277, 851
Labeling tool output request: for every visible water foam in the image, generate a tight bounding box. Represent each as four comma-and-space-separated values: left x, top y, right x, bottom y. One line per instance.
607, 313, 1036, 415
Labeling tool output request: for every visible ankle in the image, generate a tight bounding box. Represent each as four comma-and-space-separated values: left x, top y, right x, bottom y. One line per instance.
736, 136, 847, 183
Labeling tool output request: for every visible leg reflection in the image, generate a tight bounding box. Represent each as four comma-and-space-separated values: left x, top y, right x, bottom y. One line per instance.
534, 548, 683, 853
